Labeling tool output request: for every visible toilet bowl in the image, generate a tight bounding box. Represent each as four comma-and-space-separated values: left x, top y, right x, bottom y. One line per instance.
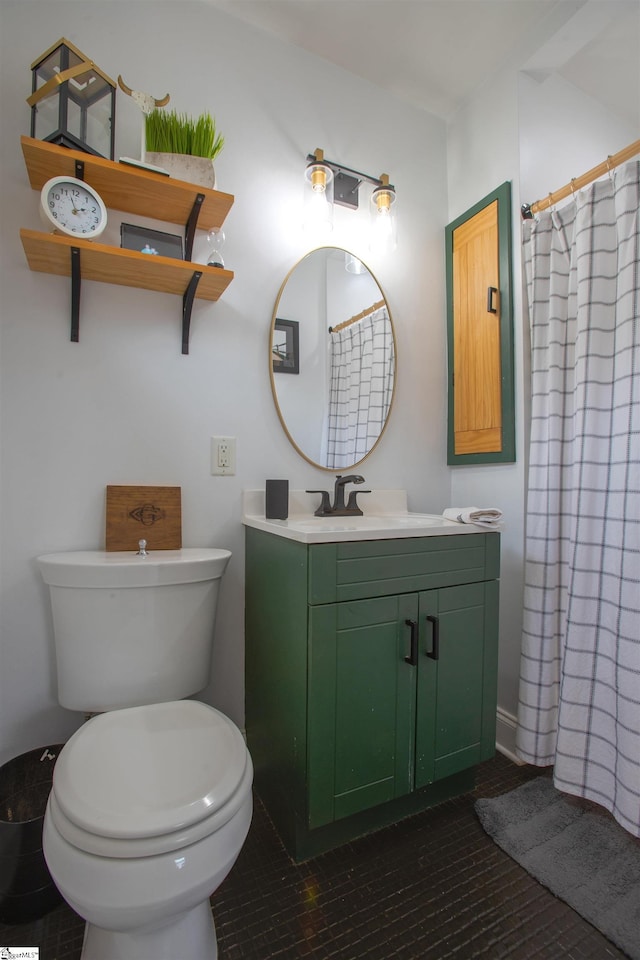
43, 700, 253, 960
37, 549, 252, 960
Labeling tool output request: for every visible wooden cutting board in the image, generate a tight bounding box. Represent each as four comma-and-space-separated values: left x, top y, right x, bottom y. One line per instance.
105, 485, 182, 551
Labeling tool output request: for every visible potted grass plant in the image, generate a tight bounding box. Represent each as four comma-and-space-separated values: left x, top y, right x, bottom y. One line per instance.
144, 108, 225, 188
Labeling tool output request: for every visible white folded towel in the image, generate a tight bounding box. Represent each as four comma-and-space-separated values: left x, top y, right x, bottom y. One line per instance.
443, 507, 503, 528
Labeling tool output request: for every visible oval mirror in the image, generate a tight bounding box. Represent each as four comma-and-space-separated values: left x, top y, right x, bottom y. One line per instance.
270, 247, 396, 470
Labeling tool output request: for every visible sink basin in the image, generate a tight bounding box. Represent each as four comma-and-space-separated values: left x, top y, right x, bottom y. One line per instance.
290, 514, 449, 532
242, 490, 495, 543
242, 507, 490, 543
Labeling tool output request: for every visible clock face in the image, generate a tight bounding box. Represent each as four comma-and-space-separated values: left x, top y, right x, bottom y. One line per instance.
41, 177, 107, 238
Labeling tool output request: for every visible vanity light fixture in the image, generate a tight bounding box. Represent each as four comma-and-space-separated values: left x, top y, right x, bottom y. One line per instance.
304, 148, 397, 253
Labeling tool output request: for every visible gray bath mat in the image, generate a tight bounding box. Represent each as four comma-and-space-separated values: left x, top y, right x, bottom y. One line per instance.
475, 777, 640, 959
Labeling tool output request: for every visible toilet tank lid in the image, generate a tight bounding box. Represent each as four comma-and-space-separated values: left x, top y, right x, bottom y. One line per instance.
37, 548, 231, 588
52, 701, 248, 840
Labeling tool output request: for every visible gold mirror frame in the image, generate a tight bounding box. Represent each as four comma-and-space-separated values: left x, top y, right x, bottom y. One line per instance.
269, 246, 397, 472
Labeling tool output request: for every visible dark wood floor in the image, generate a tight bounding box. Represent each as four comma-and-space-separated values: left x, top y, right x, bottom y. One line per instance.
0, 752, 628, 958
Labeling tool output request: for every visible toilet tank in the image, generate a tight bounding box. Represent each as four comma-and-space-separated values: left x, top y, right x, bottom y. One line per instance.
37, 549, 231, 712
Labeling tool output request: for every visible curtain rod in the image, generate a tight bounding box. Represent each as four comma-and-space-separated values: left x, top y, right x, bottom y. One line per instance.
329, 298, 386, 334
521, 138, 640, 219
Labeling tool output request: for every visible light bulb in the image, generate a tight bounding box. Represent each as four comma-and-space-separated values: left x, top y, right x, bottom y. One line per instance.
310, 167, 328, 192
305, 159, 334, 192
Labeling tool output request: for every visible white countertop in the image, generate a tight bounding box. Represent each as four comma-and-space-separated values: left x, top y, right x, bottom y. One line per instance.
242, 490, 494, 544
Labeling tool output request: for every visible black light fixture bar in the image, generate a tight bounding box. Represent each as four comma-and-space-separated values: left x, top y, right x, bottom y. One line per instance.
305, 153, 390, 190
306, 151, 395, 210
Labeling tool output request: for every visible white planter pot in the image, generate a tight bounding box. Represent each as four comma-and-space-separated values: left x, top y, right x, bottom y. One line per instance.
145, 152, 216, 189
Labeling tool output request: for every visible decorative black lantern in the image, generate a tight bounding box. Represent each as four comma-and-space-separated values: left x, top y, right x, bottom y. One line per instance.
28, 38, 116, 160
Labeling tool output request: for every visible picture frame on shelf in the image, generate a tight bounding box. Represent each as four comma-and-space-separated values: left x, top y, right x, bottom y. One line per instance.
120, 223, 184, 260
272, 318, 299, 374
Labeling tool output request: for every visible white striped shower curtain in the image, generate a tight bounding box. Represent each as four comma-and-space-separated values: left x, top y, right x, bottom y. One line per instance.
516, 160, 640, 836
325, 308, 394, 469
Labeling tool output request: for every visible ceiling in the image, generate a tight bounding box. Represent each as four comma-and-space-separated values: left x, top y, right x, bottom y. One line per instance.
209, 0, 639, 124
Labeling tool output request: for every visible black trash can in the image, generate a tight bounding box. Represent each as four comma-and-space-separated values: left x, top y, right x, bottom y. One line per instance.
0, 744, 64, 924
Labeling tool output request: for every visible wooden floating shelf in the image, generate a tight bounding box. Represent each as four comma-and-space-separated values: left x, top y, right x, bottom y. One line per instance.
20, 136, 236, 352
21, 136, 233, 231
20, 229, 234, 301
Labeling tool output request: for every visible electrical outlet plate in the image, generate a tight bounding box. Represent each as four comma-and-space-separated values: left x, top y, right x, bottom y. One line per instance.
211, 436, 236, 476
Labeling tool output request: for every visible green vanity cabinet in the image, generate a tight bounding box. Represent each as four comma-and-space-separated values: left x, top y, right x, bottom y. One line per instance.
245, 527, 499, 860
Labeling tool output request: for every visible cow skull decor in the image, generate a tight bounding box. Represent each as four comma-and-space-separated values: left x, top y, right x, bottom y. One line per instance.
117, 75, 170, 161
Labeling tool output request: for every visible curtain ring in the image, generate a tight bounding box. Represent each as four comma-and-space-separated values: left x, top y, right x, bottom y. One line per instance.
606, 155, 615, 183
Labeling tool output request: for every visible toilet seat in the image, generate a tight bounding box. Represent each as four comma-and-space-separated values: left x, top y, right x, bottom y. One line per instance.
49, 700, 252, 858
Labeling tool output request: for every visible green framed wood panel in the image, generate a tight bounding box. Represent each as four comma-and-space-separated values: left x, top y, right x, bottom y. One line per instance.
445, 181, 516, 464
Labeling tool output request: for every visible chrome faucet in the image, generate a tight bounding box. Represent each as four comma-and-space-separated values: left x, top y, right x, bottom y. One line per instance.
306, 474, 371, 517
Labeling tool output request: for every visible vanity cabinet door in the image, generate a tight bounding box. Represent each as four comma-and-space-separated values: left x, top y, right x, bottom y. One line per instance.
415, 581, 499, 789
307, 594, 419, 829
306, 581, 499, 829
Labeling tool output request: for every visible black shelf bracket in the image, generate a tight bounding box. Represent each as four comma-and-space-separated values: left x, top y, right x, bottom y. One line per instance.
184, 193, 205, 261
182, 271, 202, 354
66, 250, 205, 353
70, 247, 81, 341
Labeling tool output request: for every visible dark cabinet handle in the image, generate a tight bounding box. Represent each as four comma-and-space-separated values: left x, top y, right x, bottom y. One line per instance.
426, 615, 440, 660
487, 286, 498, 314
404, 619, 418, 666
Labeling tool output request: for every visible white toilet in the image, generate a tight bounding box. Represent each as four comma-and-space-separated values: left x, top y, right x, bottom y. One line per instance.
37, 548, 253, 960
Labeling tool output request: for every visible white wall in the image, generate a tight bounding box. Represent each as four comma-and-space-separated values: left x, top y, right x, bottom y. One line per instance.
446, 2, 639, 751
0, 0, 449, 763
519, 71, 638, 208
3, 0, 635, 767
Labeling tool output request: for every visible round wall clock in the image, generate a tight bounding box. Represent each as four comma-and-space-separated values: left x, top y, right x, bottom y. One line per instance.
40, 175, 107, 239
